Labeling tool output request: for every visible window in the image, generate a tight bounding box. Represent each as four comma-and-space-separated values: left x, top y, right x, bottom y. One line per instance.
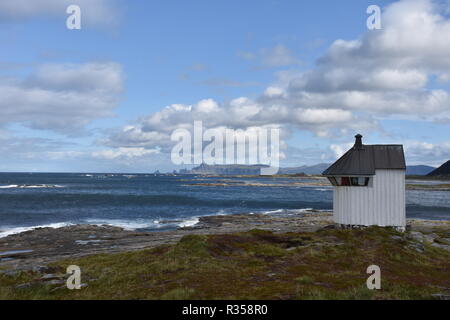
327, 177, 338, 186
331, 176, 371, 187
341, 177, 351, 186
351, 177, 370, 186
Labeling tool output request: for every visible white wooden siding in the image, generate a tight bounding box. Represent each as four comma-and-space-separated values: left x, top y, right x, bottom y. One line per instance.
333, 169, 406, 227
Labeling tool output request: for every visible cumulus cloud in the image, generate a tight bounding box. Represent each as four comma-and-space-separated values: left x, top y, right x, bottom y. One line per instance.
100, 0, 450, 166
263, 87, 285, 98
404, 140, 450, 165
0, 0, 119, 26
284, 0, 450, 118
99, 95, 364, 158
330, 142, 355, 159
0, 62, 123, 133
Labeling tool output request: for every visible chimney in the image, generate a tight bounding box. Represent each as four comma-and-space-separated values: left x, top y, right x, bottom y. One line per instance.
354, 134, 363, 149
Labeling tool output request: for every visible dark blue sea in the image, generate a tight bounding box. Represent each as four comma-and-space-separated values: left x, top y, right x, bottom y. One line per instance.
0, 173, 449, 237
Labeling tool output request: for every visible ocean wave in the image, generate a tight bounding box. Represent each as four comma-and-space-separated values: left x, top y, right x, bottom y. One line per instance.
84, 216, 201, 230
178, 217, 200, 228
0, 184, 64, 189
0, 222, 73, 238
262, 208, 317, 217
84, 218, 162, 230
262, 209, 284, 215
314, 188, 331, 192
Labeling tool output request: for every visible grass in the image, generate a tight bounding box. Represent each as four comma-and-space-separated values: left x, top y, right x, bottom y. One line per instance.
1, 227, 449, 300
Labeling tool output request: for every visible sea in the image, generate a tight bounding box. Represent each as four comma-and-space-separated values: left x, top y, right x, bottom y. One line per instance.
0, 173, 449, 238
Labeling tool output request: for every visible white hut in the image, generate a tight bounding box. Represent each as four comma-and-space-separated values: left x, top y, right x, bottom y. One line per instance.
323, 134, 406, 229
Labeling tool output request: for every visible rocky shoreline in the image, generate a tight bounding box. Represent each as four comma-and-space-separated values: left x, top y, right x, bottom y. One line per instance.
1, 211, 449, 273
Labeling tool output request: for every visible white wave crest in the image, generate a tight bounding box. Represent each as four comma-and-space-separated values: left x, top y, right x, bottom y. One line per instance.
0, 222, 73, 238
178, 217, 199, 228
0, 184, 64, 189
84, 218, 161, 230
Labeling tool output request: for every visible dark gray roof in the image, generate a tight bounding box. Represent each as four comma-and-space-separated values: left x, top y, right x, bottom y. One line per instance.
322, 140, 406, 176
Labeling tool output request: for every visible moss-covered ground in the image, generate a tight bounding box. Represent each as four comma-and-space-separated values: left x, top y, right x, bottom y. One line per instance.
1, 227, 449, 300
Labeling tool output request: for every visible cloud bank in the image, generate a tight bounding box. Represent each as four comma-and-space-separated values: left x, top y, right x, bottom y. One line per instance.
103, 0, 450, 162
0, 62, 123, 133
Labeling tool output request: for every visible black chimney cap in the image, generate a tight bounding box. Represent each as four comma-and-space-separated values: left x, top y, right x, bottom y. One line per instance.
354, 134, 363, 149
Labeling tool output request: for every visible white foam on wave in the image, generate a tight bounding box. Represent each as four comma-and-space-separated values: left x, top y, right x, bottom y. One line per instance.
85, 216, 201, 230
84, 218, 162, 230
262, 209, 284, 215
25, 184, 64, 188
0, 185, 19, 189
0, 222, 74, 238
215, 209, 227, 216
262, 208, 317, 216
314, 188, 331, 192
0, 184, 64, 189
178, 217, 200, 228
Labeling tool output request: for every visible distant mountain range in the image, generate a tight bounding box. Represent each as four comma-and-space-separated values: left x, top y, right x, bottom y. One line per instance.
427, 160, 450, 177
180, 163, 437, 176
406, 165, 436, 176
278, 163, 331, 175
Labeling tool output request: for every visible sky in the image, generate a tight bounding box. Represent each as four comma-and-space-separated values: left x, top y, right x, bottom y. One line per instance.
0, 0, 450, 172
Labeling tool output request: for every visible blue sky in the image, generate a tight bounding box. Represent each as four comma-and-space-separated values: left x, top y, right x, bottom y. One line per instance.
0, 0, 449, 172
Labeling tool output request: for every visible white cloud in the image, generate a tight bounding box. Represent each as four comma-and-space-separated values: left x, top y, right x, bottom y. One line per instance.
100, 0, 450, 166
92, 147, 160, 160
404, 140, 450, 165
330, 143, 354, 159
329, 140, 450, 166
282, 0, 450, 119
25, 63, 123, 93
195, 99, 220, 113
0, 0, 119, 26
263, 87, 284, 98
0, 62, 123, 133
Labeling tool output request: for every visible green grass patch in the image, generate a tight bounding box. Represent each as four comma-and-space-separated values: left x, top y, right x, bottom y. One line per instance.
1, 227, 449, 300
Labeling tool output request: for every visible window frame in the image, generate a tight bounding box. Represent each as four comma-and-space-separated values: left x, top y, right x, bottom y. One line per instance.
327, 176, 372, 187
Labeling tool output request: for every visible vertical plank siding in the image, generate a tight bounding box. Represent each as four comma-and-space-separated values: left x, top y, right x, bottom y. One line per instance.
333, 169, 406, 227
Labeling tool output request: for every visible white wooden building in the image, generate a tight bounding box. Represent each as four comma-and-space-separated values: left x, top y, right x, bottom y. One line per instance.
323, 134, 406, 229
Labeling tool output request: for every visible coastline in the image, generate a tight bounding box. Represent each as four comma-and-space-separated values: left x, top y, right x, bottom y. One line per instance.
1, 210, 450, 300
1, 211, 449, 272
